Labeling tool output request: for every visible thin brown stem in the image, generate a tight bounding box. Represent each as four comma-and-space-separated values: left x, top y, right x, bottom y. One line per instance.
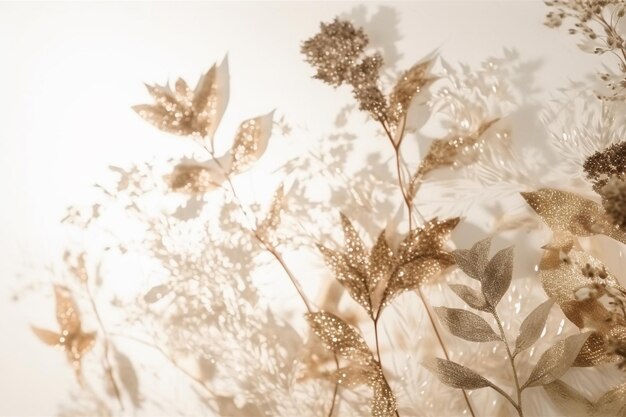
327, 355, 340, 417
373, 317, 401, 417
417, 287, 477, 417
493, 310, 524, 417
83, 282, 124, 411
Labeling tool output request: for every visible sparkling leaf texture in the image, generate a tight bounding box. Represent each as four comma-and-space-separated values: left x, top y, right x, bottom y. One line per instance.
524, 332, 591, 388
434, 307, 501, 343
514, 300, 555, 355
423, 358, 493, 390
482, 246, 514, 307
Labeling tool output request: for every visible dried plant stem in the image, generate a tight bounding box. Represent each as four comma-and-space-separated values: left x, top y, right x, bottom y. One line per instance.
197, 140, 339, 415
417, 287, 477, 417
379, 120, 477, 417
83, 282, 124, 411
493, 310, 524, 417
380, 119, 415, 230
373, 316, 401, 417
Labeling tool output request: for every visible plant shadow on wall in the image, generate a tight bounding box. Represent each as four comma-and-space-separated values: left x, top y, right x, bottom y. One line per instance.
18, 3, 626, 417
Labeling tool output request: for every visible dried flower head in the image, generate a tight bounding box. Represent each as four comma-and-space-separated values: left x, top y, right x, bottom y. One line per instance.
583, 141, 626, 192
599, 174, 626, 229
301, 19, 370, 87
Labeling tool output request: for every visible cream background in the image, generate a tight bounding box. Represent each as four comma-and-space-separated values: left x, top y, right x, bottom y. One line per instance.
0, 1, 607, 416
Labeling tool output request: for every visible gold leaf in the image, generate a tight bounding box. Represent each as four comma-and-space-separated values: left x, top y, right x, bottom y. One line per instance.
521, 188, 626, 244
134, 58, 228, 138
382, 218, 459, 308
543, 380, 594, 417
448, 284, 489, 311
318, 244, 372, 315
415, 119, 499, 180
514, 300, 555, 356
257, 184, 285, 240
595, 383, 626, 416
54, 285, 81, 335
230, 113, 274, 173
387, 57, 436, 125
452, 237, 492, 281
434, 307, 500, 342
369, 231, 395, 312
523, 332, 591, 388
482, 246, 514, 307
371, 377, 398, 417
423, 358, 493, 390
31, 326, 61, 346
305, 311, 374, 366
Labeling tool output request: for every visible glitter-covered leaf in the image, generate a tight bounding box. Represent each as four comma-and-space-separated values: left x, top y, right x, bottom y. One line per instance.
330, 365, 375, 388
54, 285, 81, 335
382, 218, 459, 308
414, 119, 499, 180
133, 58, 228, 138
448, 284, 489, 311
305, 311, 373, 366
514, 300, 554, 356
387, 57, 436, 125
543, 380, 594, 417
32, 285, 97, 378
434, 307, 500, 342
595, 383, 626, 416
482, 246, 514, 307
523, 332, 591, 388
521, 188, 626, 244
452, 237, 492, 281
423, 358, 493, 390
257, 184, 285, 241
230, 112, 274, 173
371, 378, 397, 417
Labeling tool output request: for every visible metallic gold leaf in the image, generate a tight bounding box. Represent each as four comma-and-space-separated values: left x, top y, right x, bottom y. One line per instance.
133, 58, 228, 138
448, 284, 489, 311
514, 300, 555, 356
305, 311, 374, 366
423, 358, 493, 390
382, 218, 459, 308
543, 380, 594, 417
523, 332, 591, 388
521, 188, 626, 244
369, 231, 395, 312
54, 285, 81, 335
319, 244, 372, 314
371, 377, 398, 417
257, 184, 285, 241
387, 57, 436, 125
31, 326, 61, 347
434, 307, 501, 342
452, 237, 492, 281
595, 383, 626, 416
482, 246, 514, 307
230, 112, 274, 173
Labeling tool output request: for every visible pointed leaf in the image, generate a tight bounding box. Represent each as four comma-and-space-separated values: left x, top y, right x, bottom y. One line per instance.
113, 345, 142, 408
54, 285, 81, 335
595, 383, 626, 416
514, 300, 554, 356
423, 358, 493, 390
543, 380, 594, 417
230, 112, 274, 173
388, 57, 436, 125
31, 326, 61, 346
452, 237, 492, 281
448, 284, 489, 311
482, 246, 514, 307
305, 311, 374, 366
371, 377, 398, 417
257, 184, 285, 239
521, 188, 626, 244
523, 332, 591, 388
434, 307, 500, 342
